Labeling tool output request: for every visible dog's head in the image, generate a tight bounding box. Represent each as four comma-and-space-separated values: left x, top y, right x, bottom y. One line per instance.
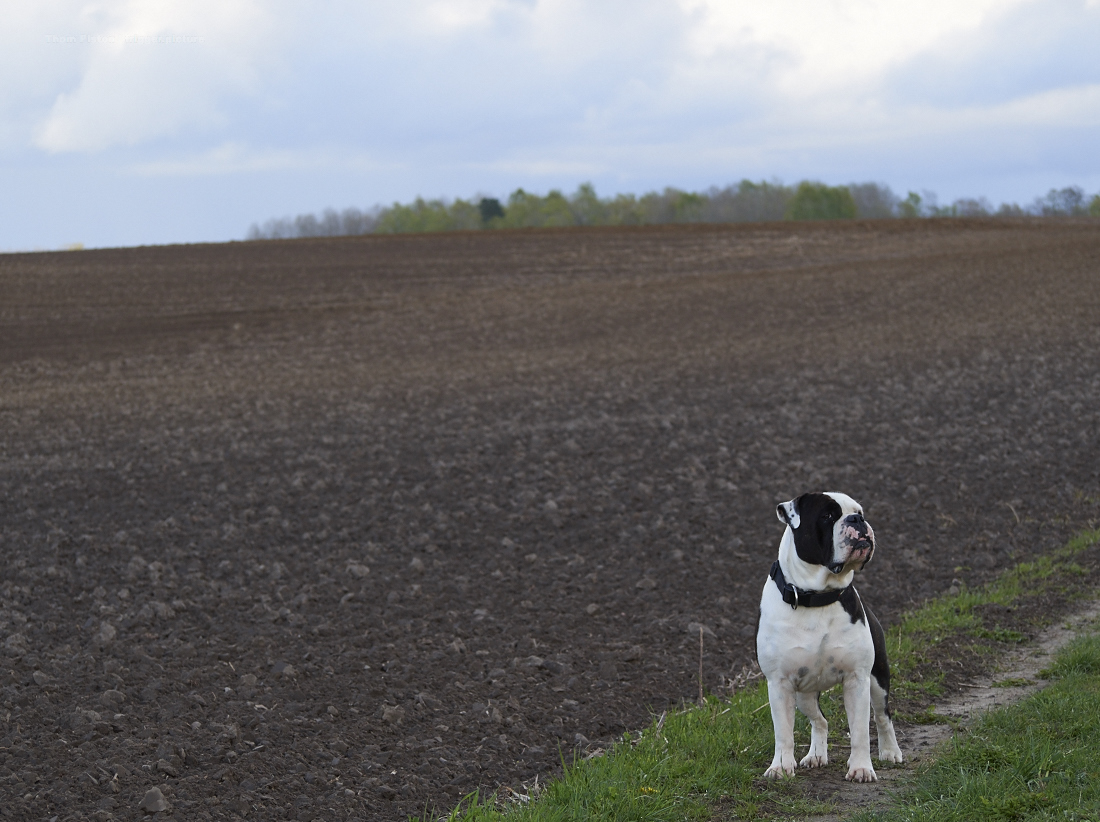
776, 492, 875, 575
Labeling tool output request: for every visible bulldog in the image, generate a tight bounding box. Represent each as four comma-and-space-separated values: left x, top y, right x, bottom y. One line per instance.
755, 491, 902, 782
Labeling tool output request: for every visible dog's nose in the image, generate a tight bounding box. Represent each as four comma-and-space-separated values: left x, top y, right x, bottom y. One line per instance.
845, 513, 865, 525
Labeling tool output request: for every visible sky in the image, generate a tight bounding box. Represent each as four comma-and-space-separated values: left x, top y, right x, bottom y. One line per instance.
1, 0, 1098, 250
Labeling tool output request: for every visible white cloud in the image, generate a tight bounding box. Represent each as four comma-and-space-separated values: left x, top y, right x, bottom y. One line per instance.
17, 0, 1094, 158
28, 0, 274, 153
472, 156, 606, 177
913, 83, 1100, 133
883, 0, 1100, 108
417, 0, 531, 31
127, 141, 390, 176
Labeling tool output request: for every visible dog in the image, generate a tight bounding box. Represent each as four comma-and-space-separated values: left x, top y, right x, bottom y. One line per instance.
755, 491, 902, 782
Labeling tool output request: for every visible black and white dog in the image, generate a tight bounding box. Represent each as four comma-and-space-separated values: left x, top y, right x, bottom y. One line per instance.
756, 492, 902, 782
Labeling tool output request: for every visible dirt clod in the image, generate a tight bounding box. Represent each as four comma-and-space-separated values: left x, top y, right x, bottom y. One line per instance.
138, 787, 168, 813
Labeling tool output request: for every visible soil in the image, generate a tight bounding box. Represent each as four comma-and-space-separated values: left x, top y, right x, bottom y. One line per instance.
1, 219, 1099, 821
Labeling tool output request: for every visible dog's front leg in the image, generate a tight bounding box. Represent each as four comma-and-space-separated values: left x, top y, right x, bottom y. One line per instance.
842, 675, 876, 782
764, 678, 797, 778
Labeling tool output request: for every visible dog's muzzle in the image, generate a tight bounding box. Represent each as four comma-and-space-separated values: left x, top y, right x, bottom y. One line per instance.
839, 514, 875, 569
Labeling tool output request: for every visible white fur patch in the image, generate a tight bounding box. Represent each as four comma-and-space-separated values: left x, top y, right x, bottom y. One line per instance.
778, 499, 800, 529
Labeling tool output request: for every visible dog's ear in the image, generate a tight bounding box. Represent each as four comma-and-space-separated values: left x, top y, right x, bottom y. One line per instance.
776, 498, 800, 529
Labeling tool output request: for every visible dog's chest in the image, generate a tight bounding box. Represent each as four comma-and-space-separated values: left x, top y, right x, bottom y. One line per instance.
757, 588, 874, 692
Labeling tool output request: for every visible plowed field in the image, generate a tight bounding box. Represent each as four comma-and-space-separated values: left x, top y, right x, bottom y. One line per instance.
2, 220, 1099, 821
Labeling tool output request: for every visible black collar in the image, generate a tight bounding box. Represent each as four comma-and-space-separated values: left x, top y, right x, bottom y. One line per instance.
770, 560, 850, 609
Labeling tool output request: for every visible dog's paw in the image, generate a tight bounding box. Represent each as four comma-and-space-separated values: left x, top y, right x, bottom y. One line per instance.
845, 766, 878, 783
878, 746, 903, 764
799, 753, 827, 769
764, 756, 796, 779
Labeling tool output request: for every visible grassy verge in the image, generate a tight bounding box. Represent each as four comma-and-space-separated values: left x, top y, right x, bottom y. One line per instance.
432, 530, 1100, 822
853, 631, 1100, 822
443, 695, 827, 822
888, 529, 1100, 717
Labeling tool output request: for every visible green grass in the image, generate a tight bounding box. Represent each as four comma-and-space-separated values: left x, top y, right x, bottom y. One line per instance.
991, 677, 1033, 689
427, 529, 1100, 822
887, 531, 1100, 704
854, 632, 1100, 822
440, 693, 833, 821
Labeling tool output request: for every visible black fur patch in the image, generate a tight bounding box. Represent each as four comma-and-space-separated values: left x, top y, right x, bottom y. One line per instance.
839, 585, 866, 625
753, 605, 762, 662
779, 492, 843, 567
866, 604, 892, 717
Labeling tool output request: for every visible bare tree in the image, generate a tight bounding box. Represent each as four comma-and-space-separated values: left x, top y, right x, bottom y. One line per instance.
848, 183, 899, 218
953, 197, 992, 217
1031, 186, 1086, 216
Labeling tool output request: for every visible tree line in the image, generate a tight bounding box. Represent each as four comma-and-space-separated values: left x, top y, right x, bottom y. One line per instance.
245, 181, 1100, 240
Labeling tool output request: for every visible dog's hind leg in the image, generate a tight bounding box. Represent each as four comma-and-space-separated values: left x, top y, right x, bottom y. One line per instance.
870, 676, 903, 763
866, 605, 903, 764
796, 691, 828, 768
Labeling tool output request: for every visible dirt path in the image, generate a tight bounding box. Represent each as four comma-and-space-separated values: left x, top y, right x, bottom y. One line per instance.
796, 597, 1100, 820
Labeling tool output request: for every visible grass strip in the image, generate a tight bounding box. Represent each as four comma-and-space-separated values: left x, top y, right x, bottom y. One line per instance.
853, 631, 1100, 822
888, 529, 1100, 714
441, 695, 827, 822
431, 530, 1100, 822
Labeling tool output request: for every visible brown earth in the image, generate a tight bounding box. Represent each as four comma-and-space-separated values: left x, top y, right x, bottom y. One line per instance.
1, 219, 1099, 821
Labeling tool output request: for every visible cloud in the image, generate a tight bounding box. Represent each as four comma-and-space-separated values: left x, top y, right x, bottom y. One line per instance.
676, 0, 1027, 97
21, 0, 1092, 161
31, 0, 275, 153
884, 0, 1100, 108
470, 156, 606, 178
127, 142, 389, 176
